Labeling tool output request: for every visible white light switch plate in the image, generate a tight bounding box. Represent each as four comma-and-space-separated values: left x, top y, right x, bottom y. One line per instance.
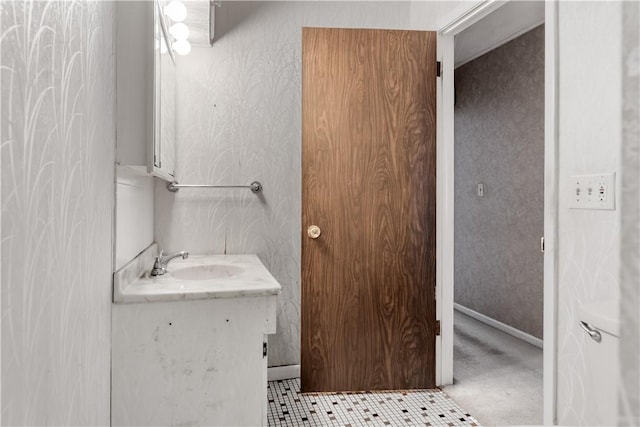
569, 172, 615, 210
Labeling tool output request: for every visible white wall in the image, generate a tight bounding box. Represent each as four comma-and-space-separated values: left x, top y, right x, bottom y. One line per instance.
556, 2, 623, 424
115, 170, 154, 271
0, 1, 114, 425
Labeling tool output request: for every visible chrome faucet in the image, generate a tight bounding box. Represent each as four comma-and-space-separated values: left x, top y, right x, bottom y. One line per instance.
150, 250, 189, 276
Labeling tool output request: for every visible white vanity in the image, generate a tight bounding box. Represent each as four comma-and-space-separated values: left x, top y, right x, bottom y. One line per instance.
112, 251, 280, 426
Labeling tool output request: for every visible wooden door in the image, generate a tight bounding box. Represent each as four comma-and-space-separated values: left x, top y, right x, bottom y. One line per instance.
301, 28, 438, 392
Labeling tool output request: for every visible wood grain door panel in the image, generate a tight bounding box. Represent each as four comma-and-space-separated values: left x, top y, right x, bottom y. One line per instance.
301, 28, 437, 392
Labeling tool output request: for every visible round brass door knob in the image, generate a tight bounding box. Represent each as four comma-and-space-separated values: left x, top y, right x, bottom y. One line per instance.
307, 225, 321, 239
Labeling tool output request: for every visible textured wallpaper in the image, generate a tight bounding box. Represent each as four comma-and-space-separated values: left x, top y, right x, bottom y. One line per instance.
154, 1, 411, 367
453, 26, 545, 339
1, 1, 114, 425
556, 2, 623, 425
620, 1, 640, 425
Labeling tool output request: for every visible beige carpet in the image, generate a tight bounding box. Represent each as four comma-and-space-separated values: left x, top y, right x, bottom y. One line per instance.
444, 311, 543, 426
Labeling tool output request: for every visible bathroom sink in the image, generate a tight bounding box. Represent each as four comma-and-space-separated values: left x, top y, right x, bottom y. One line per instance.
113, 254, 281, 303
171, 264, 245, 280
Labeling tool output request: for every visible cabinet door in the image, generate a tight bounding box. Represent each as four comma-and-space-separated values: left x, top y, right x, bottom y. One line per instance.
112, 297, 270, 426
115, 0, 176, 182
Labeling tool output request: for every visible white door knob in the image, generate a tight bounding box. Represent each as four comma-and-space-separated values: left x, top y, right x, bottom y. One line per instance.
307, 225, 321, 239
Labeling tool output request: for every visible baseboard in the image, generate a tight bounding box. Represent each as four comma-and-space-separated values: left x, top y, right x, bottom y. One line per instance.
267, 364, 300, 381
454, 303, 543, 349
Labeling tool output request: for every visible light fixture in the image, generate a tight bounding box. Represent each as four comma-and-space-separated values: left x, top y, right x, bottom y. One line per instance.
173, 39, 192, 56
164, 1, 187, 22
169, 22, 190, 40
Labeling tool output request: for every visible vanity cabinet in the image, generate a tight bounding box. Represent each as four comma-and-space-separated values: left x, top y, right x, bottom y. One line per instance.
112, 296, 277, 426
111, 254, 280, 426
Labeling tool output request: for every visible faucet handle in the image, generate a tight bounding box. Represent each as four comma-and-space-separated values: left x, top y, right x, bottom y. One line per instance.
153, 250, 164, 271
150, 249, 188, 277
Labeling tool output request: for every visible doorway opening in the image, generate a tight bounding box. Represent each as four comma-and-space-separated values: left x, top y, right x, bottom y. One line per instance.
443, 2, 545, 425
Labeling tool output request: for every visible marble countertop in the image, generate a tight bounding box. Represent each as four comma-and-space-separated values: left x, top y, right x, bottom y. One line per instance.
114, 254, 281, 304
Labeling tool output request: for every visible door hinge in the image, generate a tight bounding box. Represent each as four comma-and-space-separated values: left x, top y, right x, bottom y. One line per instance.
541, 236, 545, 253
435, 320, 441, 336
436, 61, 442, 77
263, 341, 268, 358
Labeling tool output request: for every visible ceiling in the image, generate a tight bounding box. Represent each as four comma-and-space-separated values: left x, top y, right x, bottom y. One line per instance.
454, 1, 545, 68
180, 1, 544, 59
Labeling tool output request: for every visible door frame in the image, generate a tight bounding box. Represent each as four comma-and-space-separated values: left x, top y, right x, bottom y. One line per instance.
434, 1, 558, 425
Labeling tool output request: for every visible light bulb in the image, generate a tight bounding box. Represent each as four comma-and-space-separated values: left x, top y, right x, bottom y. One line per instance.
164, 1, 187, 22
173, 39, 191, 56
169, 23, 190, 40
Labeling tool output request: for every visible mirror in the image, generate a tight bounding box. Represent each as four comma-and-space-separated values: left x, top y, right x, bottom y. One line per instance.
152, 1, 177, 180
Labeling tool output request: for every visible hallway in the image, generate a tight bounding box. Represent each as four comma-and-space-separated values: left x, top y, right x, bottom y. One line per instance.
444, 311, 543, 426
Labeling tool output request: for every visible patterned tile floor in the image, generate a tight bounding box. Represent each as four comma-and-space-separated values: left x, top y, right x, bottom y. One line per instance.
267, 378, 480, 427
